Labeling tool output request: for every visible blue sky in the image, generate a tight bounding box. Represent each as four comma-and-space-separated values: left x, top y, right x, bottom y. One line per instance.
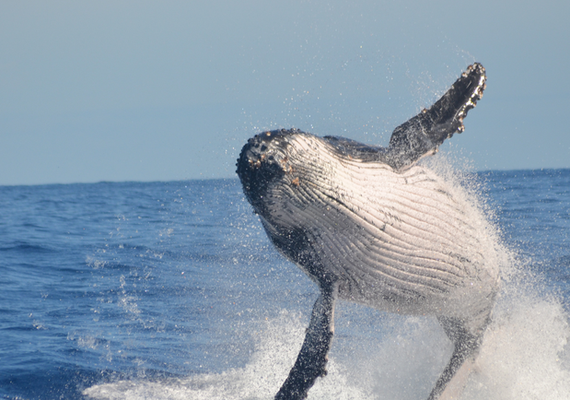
1, 0, 569, 185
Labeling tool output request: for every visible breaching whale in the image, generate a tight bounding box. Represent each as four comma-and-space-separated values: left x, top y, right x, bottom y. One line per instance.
236, 63, 498, 400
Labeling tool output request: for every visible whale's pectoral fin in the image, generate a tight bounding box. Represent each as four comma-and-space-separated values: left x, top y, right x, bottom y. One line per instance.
428, 316, 485, 400
275, 282, 339, 400
387, 63, 487, 171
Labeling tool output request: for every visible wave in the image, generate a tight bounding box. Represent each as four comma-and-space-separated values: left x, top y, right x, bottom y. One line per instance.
0, 242, 56, 253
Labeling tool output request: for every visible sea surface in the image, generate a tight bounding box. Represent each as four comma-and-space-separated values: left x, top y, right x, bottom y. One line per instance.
1, 168, 569, 400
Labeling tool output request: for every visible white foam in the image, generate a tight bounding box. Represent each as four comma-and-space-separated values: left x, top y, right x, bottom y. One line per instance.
84, 291, 570, 400
461, 294, 570, 400
83, 310, 373, 400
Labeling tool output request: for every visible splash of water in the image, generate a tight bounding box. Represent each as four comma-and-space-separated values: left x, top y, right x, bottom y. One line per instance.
84, 291, 570, 400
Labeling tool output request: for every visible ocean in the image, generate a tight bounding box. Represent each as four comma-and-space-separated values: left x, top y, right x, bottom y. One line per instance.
1, 168, 569, 400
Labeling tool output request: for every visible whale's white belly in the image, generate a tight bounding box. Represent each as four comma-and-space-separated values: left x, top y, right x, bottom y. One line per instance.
269, 137, 500, 323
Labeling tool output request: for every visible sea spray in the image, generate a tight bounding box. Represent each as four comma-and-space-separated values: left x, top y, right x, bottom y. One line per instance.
83, 291, 570, 400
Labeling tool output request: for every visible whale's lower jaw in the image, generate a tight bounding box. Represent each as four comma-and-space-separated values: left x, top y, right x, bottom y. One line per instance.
237, 129, 499, 333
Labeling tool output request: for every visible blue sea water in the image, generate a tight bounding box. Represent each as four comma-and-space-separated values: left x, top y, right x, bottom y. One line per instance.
1, 169, 569, 400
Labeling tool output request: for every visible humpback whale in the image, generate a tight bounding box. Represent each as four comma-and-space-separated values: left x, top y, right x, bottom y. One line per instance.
236, 63, 498, 400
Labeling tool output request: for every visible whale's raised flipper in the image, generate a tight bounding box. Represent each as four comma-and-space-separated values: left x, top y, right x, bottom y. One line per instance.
387, 63, 486, 170
275, 282, 339, 400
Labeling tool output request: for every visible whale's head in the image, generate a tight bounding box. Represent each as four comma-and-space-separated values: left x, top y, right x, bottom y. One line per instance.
236, 129, 327, 231
236, 129, 293, 219
236, 129, 354, 278
236, 129, 390, 279
236, 128, 391, 232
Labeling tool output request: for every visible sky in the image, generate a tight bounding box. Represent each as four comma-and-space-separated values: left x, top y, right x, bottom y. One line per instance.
1, 0, 569, 185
